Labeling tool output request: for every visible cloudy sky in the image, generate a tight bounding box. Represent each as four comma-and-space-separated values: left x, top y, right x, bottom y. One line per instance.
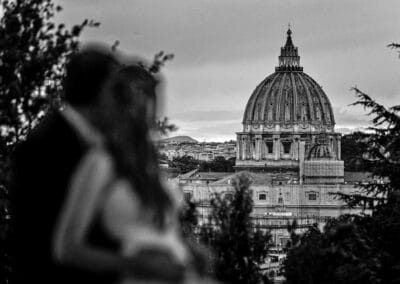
56, 0, 400, 141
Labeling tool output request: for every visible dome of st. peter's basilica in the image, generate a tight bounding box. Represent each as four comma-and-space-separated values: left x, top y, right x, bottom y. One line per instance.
242, 28, 335, 133
235, 28, 343, 180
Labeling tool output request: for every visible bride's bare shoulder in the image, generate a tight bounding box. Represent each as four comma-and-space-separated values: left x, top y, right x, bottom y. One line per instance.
85, 147, 112, 163
70, 147, 115, 189
80, 147, 113, 170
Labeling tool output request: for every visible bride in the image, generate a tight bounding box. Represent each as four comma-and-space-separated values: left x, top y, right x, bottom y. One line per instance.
52, 65, 199, 283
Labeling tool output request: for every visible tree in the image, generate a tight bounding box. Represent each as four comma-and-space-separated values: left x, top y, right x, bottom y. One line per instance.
0, 0, 98, 148
179, 199, 199, 240
341, 132, 372, 172
336, 87, 400, 209
199, 173, 272, 284
156, 117, 177, 136
284, 216, 380, 284
169, 156, 200, 173
199, 156, 235, 172
140, 50, 177, 136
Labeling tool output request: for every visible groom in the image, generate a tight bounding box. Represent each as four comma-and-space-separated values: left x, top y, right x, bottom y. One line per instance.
13, 46, 120, 284
13, 46, 184, 283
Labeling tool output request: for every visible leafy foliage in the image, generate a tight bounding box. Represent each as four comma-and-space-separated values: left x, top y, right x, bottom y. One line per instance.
168, 155, 235, 174
341, 132, 372, 172
169, 156, 200, 173
156, 117, 177, 136
199, 156, 235, 172
179, 199, 199, 240
0, 0, 96, 147
285, 216, 380, 284
346, 88, 400, 208
199, 173, 272, 284
137, 51, 177, 136
147, 51, 174, 74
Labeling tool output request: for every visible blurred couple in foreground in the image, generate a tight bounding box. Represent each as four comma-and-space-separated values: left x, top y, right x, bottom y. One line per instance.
13, 46, 212, 283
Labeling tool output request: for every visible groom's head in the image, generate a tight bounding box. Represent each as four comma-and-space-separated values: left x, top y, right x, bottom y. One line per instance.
64, 45, 119, 108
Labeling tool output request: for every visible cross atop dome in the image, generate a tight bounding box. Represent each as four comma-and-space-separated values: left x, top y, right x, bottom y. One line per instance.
275, 26, 303, 72
285, 25, 294, 47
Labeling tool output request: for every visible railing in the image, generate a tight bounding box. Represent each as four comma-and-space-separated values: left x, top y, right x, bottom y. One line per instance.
251, 215, 332, 229
197, 214, 332, 229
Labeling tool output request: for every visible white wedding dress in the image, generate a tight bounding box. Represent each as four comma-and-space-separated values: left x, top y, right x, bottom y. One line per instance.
102, 178, 190, 273
81, 149, 191, 283
60, 148, 217, 284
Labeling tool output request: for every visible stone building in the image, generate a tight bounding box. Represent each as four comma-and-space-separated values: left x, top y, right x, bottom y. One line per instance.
235, 27, 342, 182
172, 29, 371, 245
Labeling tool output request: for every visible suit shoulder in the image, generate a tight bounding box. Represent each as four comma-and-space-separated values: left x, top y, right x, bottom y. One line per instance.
15, 112, 73, 162
28, 112, 62, 142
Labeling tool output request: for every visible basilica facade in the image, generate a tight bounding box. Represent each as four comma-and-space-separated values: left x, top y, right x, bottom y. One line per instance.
173, 29, 369, 244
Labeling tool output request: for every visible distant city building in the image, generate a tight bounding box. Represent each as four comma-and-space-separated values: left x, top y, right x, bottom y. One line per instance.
171, 28, 374, 245
159, 138, 236, 161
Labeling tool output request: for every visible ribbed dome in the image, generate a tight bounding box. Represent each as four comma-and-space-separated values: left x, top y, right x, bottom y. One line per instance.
307, 144, 334, 160
243, 29, 335, 129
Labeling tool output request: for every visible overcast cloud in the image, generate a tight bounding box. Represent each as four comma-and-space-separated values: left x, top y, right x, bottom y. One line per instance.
56, 0, 400, 141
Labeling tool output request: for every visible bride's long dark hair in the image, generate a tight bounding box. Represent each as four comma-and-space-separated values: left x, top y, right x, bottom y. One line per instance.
98, 65, 171, 228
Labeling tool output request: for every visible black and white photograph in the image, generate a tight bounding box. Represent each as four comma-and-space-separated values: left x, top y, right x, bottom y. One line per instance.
1, 1, 400, 283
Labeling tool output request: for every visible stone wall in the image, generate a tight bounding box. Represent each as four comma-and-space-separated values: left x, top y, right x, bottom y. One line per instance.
177, 181, 362, 218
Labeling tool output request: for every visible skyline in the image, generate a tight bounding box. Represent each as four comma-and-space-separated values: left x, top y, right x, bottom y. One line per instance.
56, 0, 400, 141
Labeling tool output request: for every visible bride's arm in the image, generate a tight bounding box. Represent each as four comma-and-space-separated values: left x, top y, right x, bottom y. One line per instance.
52, 149, 127, 274
53, 149, 186, 281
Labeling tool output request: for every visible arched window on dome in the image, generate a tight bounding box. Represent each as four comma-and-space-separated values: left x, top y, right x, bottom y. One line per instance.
285, 101, 291, 121
324, 102, 331, 123
284, 85, 292, 121
267, 103, 274, 121
256, 103, 262, 120
266, 87, 275, 121
301, 102, 307, 121
315, 106, 321, 121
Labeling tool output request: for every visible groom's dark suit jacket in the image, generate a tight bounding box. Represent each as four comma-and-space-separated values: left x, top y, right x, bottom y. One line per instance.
13, 111, 92, 283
